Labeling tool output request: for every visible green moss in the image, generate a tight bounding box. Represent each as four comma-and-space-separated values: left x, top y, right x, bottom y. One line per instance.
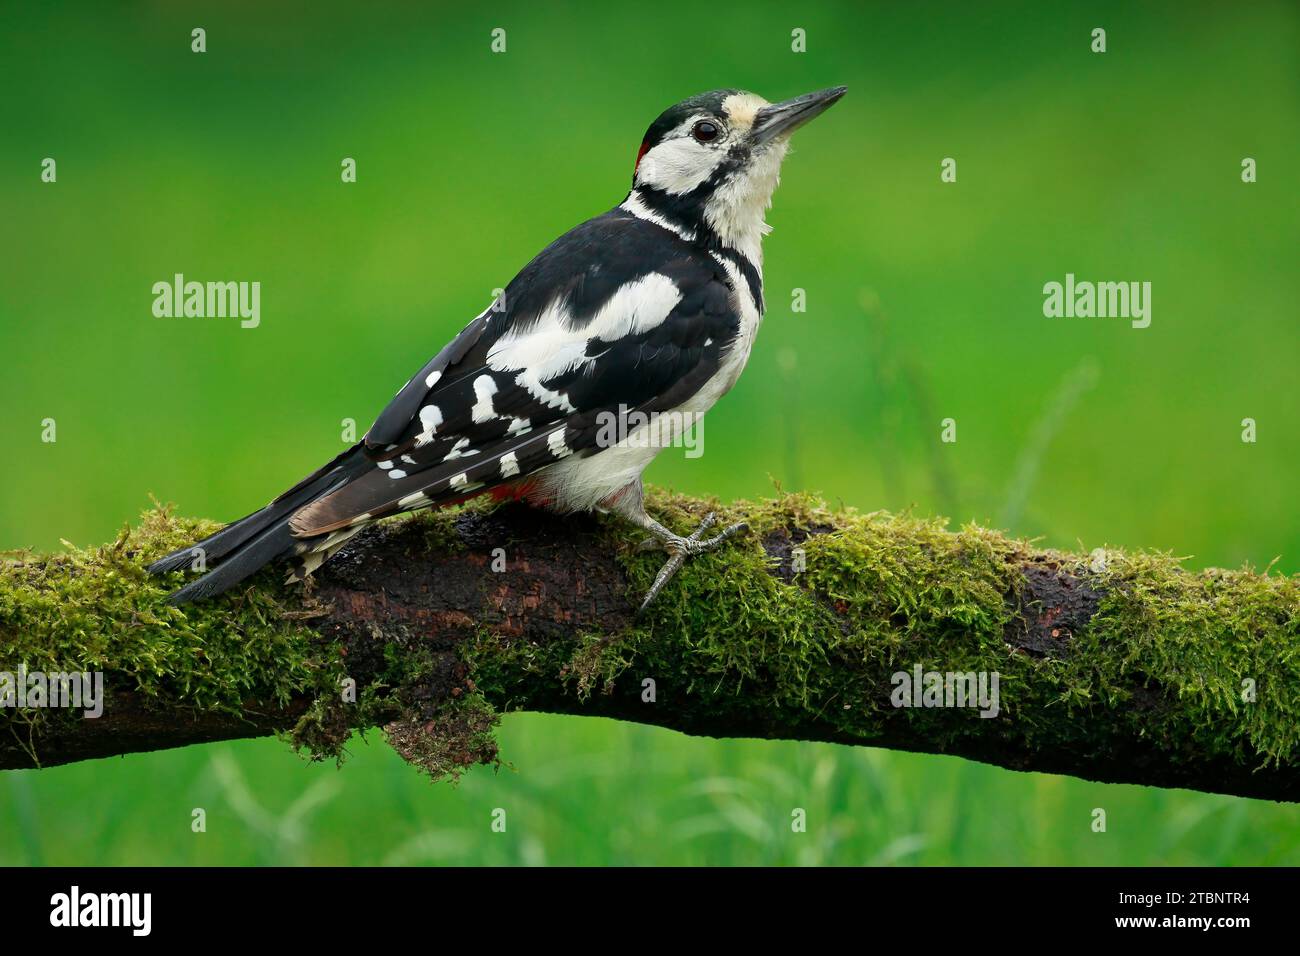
559, 632, 640, 700
5, 492, 1297, 787
383, 691, 500, 784
0, 507, 328, 761
0, 504, 506, 778
343, 630, 503, 782
1070, 549, 1300, 766
569, 488, 1299, 774
597, 491, 1025, 746
285, 670, 404, 764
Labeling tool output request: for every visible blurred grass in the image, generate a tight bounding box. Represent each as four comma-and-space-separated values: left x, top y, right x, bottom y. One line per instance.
1, 0, 1297, 864
4, 717, 1297, 866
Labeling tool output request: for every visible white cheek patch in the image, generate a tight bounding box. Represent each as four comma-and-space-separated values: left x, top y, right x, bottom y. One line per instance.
637, 135, 724, 195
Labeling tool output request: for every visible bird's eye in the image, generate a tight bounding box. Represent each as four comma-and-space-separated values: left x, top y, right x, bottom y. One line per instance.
692, 120, 720, 143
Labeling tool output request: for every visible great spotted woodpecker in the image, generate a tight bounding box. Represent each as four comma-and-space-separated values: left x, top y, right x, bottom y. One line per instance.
149, 86, 847, 610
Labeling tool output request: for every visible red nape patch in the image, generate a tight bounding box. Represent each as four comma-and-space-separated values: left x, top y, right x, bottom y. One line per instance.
633, 140, 651, 175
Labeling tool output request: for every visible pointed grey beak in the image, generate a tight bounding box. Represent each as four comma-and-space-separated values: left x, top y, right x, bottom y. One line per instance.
751, 86, 847, 145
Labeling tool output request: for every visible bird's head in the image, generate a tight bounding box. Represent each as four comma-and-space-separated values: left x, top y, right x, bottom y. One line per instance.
627, 86, 846, 259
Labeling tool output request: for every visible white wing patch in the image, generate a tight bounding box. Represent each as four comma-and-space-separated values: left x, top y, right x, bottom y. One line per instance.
514, 368, 577, 414
547, 429, 573, 460
487, 275, 681, 372
586, 273, 684, 340
484, 274, 681, 415
415, 404, 443, 447
444, 437, 479, 460
486, 298, 578, 376
471, 374, 499, 423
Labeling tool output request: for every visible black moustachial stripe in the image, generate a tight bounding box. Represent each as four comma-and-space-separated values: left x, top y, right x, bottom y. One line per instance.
630, 179, 764, 315
715, 245, 763, 315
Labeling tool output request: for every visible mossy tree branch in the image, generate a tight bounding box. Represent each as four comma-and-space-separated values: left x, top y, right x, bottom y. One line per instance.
1, 490, 1296, 801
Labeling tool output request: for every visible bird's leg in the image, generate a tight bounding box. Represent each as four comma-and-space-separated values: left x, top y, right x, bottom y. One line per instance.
605, 481, 748, 614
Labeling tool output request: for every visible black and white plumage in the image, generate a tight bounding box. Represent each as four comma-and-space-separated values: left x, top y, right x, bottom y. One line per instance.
149, 86, 847, 608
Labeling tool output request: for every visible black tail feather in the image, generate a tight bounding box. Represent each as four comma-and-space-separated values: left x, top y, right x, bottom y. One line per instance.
148, 445, 369, 603
147, 497, 298, 575
162, 520, 301, 605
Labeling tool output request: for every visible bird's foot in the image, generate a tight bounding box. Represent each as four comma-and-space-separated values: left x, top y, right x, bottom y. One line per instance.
637, 512, 748, 615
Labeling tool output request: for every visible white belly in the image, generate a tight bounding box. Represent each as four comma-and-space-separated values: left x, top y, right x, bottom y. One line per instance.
535, 256, 762, 513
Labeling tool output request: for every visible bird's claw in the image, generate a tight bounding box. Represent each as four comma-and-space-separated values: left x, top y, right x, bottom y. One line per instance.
637, 513, 749, 615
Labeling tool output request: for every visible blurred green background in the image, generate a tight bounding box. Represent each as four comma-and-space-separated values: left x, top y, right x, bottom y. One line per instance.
1, 1, 1297, 865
